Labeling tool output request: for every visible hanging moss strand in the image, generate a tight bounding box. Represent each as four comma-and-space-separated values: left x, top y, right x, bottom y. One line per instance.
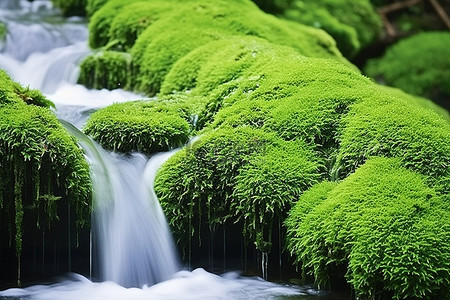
14, 159, 24, 287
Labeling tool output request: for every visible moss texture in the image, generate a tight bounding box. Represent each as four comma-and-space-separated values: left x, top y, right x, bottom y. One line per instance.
83, 98, 193, 155
334, 87, 450, 191
282, 0, 382, 58
78, 51, 130, 90
365, 32, 450, 102
82, 0, 347, 95
286, 157, 449, 299
155, 126, 321, 253
0, 70, 91, 285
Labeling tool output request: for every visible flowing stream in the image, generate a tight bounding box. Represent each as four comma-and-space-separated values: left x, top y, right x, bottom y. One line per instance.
0, 1, 341, 299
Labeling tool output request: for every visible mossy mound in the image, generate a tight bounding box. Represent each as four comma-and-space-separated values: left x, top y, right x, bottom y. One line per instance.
334, 87, 450, 191
0, 70, 91, 284
155, 126, 321, 254
161, 38, 369, 172
78, 51, 130, 90
83, 98, 194, 155
51, 0, 86, 16
261, 0, 382, 58
83, 0, 347, 95
365, 32, 450, 105
130, 0, 344, 94
286, 157, 450, 299
86, 0, 108, 16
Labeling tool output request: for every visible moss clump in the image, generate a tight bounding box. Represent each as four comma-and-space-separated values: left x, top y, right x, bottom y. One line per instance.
334, 87, 450, 191
0, 70, 91, 285
78, 51, 130, 90
86, 0, 108, 16
155, 126, 321, 254
286, 157, 450, 299
85, 0, 347, 94
277, 0, 382, 58
83, 99, 193, 155
107, 2, 177, 52
51, 0, 86, 16
162, 37, 368, 173
87, 0, 151, 49
129, 0, 344, 94
365, 32, 450, 102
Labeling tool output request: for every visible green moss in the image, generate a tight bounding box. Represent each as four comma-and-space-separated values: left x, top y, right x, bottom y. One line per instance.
86, 0, 109, 16
0, 70, 91, 284
286, 157, 449, 299
107, 2, 177, 52
88, 0, 143, 49
0, 21, 6, 41
83, 99, 192, 155
365, 32, 450, 101
281, 0, 382, 57
130, 0, 345, 95
163, 38, 368, 176
377, 85, 450, 123
334, 86, 450, 191
78, 51, 130, 90
51, 0, 86, 16
155, 125, 321, 253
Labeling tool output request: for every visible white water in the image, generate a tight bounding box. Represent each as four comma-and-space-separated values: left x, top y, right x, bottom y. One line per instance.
0, 1, 316, 299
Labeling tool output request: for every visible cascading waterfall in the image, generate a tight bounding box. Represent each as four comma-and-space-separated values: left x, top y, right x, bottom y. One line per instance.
62, 121, 180, 288
0, 1, 324, 298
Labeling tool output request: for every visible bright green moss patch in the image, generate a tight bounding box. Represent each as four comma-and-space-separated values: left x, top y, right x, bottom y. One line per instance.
0, 21, 6, 41
83, 99, 193, 155
0, 70, 91, 284
377, 85, 450, 123
78, 51, 130, 90
155, 126, 321, 254
279, 0, 382, 57
334, 87, 450, 190
86, 0, 108, 16
107, 2, 176, 52
86, 0, 347, 94
286, 157, 450, 299
365, 32, 450, 101
130, 0, 345, 95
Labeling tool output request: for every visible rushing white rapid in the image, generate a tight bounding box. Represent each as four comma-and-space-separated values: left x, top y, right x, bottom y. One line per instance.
0, 1, 324, 299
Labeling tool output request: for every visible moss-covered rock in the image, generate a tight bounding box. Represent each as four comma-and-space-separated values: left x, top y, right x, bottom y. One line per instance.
84, 0, 347, 95
86, 0, 108, 16
254, 0, 382, 58
334, 86, 450, 191
83, 98, 193, 155
78, 51, 130, 90
162, 37, 368, 173
365, 32, 450, 105
286, 157, 449, 299
130, 0, 344, 95
155, 126, 321, 253
0, 70, 91, 285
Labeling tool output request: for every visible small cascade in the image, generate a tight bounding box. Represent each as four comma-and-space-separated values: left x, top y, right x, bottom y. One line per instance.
62, 122, 180, 288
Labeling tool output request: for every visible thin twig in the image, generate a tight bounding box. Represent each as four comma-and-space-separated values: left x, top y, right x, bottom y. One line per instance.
428, 0, 450, 30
